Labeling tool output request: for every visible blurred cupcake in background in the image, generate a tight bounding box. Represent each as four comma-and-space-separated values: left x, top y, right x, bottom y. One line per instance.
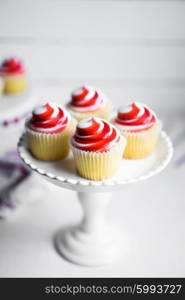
112, 102, 161, 159
0, 77, 4, 96
25, 102, 75, 161
0, 57, 28, 94
71, 117, 126, 180
66, 85, 111, 121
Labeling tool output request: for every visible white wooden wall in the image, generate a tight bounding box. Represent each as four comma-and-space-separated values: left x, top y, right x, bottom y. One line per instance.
0, 0, 185, 110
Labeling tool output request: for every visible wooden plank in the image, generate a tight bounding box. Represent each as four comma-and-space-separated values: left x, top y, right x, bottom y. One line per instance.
0, 0, 185, 40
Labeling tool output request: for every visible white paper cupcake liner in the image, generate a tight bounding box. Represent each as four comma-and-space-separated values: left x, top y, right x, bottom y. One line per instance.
113, 121, 162, 158
71, 138, 126, 180
66, 103, 111, 121
26, 122, 75, 161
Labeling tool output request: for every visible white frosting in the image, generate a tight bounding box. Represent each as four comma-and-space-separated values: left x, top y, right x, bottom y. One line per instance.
30, 121, 67, 133
33, 106, 47, 115
115, 102, 157, 130
76, 117, 104, 138
118, 102, 144, 116
118, 105, 132, 114
72, 118, 121, 150
83, 89, 96, 102
30, 103, 70, 133
78, 117, 93, 129
50, 104, 60, 118
71, 140, 92, 148
72, 87, 83, 96
70, 86, 107, 112
137, 105, 145, 117
72, 85, 92, 97
78, 116, 101, 128
71, 96, 106, 112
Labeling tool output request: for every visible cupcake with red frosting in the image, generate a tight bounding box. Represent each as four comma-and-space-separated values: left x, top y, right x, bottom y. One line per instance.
67, 85, 111, 121
25, 102, 75, 161
0, 57, 27, 94
0, 77, 4, 96
71, 117, 126, 180
112, 102, 161, 159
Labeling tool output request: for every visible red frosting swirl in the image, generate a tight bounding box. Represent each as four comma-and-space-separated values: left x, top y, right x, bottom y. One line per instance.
69, 85, 108, 112
0, 57, 25, 75
115, 102, 157, 132
28, 103, 71, 133
71, 117, 121, 152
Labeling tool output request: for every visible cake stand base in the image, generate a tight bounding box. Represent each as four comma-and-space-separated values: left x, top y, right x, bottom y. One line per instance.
55, 225, 123, 267
55, 192, 124, 266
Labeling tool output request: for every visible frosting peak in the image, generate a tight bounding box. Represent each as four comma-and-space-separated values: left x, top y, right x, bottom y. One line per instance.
115, 102, 157, 132
0, 57, 25, 75
71, 117, 121, 152
69, 85, 108, 112
28, 103, 71, 133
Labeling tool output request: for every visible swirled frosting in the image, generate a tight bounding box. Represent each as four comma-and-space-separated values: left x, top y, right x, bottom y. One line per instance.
114, 102, 157, 132
0, 57, 25, 75
28, 103, 71, 133
71, 117, 121, 152
69, 85, 109, 112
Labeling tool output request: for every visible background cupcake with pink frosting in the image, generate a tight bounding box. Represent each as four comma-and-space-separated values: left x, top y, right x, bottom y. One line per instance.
66, 85, 111, 121
112, 102, 161, 159
71, 116, 126, 180
0, 57, 27, 94
25, 102, 75, 161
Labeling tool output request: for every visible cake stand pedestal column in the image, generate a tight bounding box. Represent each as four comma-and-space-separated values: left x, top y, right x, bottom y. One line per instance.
55, 192, 123, 266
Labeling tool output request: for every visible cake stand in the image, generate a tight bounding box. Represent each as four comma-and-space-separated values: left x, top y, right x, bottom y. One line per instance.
0, 92, 38, 128
17, 132, 173, 266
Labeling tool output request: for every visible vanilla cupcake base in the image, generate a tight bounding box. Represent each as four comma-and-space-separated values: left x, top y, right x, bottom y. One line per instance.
3, 74, 27, 94
71, 138, 126, 181
0, 77, 4, 95
117, 122, 161, 159
67, 103, 111, 121
26, 122, 75, 161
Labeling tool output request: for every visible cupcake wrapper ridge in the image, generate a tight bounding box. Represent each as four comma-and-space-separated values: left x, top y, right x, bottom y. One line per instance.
71, 138, 126, 181
118, 123, 161, 159
26, 122, 75, 161
67, 103, 111, 121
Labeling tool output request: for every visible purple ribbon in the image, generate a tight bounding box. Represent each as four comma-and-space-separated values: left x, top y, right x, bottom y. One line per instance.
0, 151, 30, 213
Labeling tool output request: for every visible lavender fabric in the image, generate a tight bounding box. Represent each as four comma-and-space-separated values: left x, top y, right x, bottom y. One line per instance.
0, 151, 30, 217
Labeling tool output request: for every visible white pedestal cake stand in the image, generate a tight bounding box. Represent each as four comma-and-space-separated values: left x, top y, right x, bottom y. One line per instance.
0, 92, 37, 126
17, 132, 173, 267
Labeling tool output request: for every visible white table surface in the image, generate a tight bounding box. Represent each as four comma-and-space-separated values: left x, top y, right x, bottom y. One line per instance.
0, 87, 185, 278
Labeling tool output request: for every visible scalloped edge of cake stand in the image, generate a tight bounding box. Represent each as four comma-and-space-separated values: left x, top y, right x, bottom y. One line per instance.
17, 131, 173, 192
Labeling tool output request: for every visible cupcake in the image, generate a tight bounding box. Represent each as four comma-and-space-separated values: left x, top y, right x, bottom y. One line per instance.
66, 85, 111, 121
25, 102, 75, 161
0, 77, 4, 96
0, 57, 27, 94
112, 102, 161, 159
71, 117, 126, 180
